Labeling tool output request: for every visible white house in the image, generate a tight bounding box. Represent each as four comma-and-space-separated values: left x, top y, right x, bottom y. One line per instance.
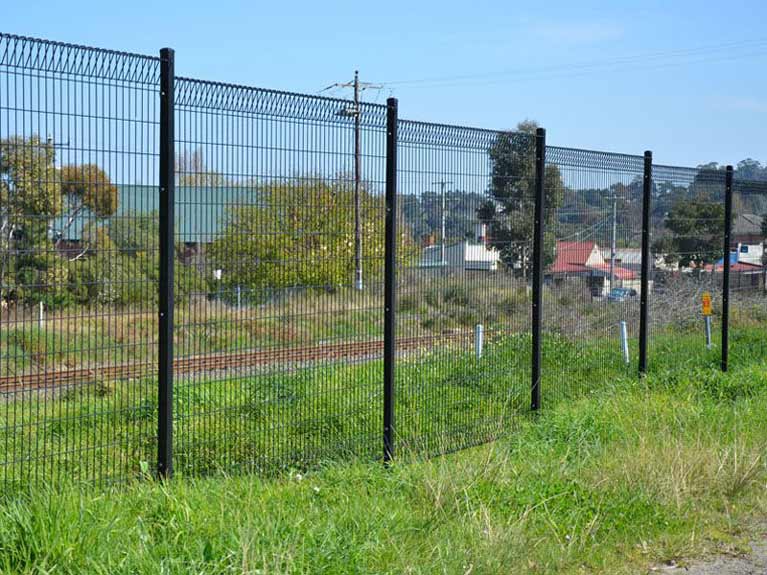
733, 242, 763, 266
419, 223, 500, 272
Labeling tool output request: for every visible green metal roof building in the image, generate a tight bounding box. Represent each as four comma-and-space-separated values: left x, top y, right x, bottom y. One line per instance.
53, 185, 259, 244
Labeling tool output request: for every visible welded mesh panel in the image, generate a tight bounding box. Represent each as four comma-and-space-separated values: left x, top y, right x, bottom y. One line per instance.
173, 78, 387, 475
543, 147, 644, 402
649, 165, 726, 370
396, 121, 533, 455
730, 177, 767, 365
0, 34, 160, 487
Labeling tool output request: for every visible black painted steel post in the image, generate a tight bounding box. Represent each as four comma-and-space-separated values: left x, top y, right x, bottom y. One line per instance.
722, 165, 733, 372
158, 48, 175, 478
638, 151, 653, 375
531, 128, 546, 411
383, 98, 398, 463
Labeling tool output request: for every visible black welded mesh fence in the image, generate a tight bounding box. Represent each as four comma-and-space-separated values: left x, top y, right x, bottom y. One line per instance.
649, 165, 727, 370
730, 177, 767, 365
172, 78, 388, 475
395, 121, 533, 455
0, 33, 161, 486
542, 147, 644, 402
0, 31, 763, 488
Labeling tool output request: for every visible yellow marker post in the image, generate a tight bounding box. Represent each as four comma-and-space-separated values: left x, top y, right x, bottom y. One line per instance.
702, 292, 713, 349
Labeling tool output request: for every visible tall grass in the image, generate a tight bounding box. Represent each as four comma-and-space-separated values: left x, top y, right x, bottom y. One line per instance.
0, 359, 765, 574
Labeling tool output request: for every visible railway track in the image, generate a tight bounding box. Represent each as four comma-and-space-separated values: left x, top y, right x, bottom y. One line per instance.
0, 333, 471, 393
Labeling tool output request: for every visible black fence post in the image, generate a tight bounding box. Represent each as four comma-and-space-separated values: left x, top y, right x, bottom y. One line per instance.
722, 165, 733, 372
638, 151, 653, 375
157, 47, 175, 478
383, 97, 398, 463
531, 128, 546, 411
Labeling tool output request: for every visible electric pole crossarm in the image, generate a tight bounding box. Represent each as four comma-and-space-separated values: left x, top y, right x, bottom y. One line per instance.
320, 71, 383, 291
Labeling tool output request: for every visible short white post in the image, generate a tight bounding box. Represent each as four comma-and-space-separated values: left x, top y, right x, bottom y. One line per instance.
38, 301, 44, 330
704, 315, 712, 349
619, 320, 629, 365
475, 324, 484, 360
236, 285, 242, 310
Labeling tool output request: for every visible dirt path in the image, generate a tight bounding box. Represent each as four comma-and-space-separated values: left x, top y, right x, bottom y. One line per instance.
662, 534, 767, 574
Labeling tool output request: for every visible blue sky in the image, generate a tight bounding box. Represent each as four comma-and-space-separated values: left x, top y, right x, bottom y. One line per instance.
4, 0, 766, 167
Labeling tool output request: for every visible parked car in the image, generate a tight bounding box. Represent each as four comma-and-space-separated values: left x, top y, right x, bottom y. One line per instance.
606, 287, 637, 302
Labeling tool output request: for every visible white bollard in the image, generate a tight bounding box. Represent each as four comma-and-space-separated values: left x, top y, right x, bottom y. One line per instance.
475, 324, 484, 360
619, 320, 629, 365
38, 301, 45, 330
704, 315, 712, 349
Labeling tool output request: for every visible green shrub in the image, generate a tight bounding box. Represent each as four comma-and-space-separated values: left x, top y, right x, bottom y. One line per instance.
442, 283, 470, 307
398, 294, 419, 313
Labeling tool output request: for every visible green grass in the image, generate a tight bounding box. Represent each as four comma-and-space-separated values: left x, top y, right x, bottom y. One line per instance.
0, 325, 765, 573
0, 332, 532, 483
1, 326, 764, 485
0, 350, 766, 573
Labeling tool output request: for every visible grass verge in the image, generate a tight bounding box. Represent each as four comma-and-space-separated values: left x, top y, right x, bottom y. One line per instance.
0, 352, 766, 573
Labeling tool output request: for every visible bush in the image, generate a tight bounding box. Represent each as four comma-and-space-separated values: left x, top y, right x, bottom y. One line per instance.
442, 283, 470, 307
67, 259, 95, 304
208, 178, 417, 293
13, 261, 74, 310
41, 259, 73, 309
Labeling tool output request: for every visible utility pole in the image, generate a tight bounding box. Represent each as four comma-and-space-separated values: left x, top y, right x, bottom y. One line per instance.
321, 71, 382, 291
431, 180, 453, 267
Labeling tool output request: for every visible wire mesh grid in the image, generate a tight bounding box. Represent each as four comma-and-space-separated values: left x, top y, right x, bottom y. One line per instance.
0, 33, 161, 487
648, 164, 727, 370
172, 77, 388, 475
395, 120, 534, 456
543, 146, 645, 402
0, 30, 761, 487
729, 177, 767, 364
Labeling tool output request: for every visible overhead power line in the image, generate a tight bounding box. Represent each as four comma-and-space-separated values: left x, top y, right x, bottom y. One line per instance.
378, 38, 767, 89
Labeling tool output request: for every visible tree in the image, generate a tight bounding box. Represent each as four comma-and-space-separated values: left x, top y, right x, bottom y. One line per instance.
0, 136, 61, 303
477, 120, 564, 273
209, 177, 415, 294
0, 136, 121, 307
401, 190, 486, 244
654, 197, 725, 269
736, 159, 767, 182
696, 158, 767, 182
57, 164, 119, 257
108, 210, 159, 256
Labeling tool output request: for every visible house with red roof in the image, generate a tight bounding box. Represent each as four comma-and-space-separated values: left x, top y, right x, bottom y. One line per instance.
704, 244, 765, 290
549, 241, 641, 296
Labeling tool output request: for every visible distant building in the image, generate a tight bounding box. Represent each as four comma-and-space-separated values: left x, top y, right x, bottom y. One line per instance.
710, 242, 763, 269
707, 243, 765, 290
419, 223, 500, 272
599, 247, 645, 273
550, 241, 641, 296
732, 214, 764, 245
52, 185, 254, 247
